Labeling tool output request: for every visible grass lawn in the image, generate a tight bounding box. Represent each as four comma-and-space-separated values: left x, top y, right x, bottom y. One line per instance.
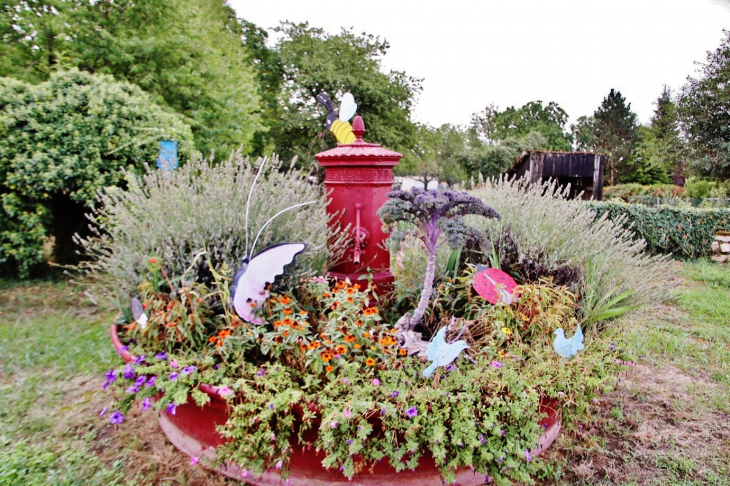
1, 261, 728, 485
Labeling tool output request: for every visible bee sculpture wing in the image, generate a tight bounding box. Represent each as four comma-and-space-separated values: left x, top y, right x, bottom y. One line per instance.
338, 92, 357, 122
231, 243, 307, 324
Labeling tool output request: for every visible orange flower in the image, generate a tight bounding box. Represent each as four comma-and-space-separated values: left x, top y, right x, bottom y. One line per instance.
299, 310, 307, 315
209, 336, 217, 343
353, 284, 361, 290
331, 301, 340, 310
344, 335, 356, 343
399, 348, 407, 356
365, 358, 376, 366
363, 307, 378, 315
273, 321, 282, 327
325, 365, 334, 372
379, 337, 389, 346
283, 307, 293, 315
310, 341, 321, 348
390, 329, 397, 334
283, 330, 290, 337
346, 297, 354, 303
346, 288, 356, 295
370, 346, 376, 351
291, 321, 302, 330
354, 320, 363, 327
354, 344, 362, 349
216, 340, 223, 347
363, 332, 370, 339
321, 352, 333, 362
149, 258, 158, 264
325, 339, 331, 345
336, 345, 347, 355
280, 296, 291, 305
323, 292, 331, 298
282, 317, 292, 326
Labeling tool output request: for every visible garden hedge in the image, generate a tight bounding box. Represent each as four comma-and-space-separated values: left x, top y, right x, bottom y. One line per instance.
587, 202, 730, 259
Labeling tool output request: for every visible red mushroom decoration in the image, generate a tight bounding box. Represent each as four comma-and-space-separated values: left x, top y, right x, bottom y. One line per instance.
473, 266, 519, 305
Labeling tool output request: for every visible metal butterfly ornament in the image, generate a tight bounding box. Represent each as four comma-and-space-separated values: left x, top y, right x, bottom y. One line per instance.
230, 157, 315, 324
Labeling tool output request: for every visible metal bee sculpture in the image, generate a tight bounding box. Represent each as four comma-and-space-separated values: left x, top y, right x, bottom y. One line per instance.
316, 92, 358, 144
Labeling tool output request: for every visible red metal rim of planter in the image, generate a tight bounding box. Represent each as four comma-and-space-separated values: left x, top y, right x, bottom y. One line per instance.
111, 324, 561, 484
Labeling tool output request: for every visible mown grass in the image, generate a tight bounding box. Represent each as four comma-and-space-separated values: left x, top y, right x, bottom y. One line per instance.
1, 261, 729, 485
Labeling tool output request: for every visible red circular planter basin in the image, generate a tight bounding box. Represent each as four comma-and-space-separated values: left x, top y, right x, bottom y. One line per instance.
111, 325, 560, 484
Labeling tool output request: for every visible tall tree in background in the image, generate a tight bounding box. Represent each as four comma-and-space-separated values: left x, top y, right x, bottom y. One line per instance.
593, 89, 639, 185
650, 86, 685, 184
678, 29, 730, 181
491, 101, 573, 151
262, 22, 421, 166
396, 124, 466, 188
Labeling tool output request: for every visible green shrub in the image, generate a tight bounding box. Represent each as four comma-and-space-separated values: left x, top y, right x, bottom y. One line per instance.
603, 183, 685, 201
587, 202, 730, 259
78, 154, 347, 303
469, 178, 674, 328
0, 70, 194, 276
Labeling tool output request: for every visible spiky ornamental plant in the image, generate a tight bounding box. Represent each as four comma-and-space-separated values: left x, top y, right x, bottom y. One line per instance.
378, 188, 500, 329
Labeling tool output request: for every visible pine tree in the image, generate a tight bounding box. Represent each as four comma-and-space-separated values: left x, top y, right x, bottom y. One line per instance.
650, 86, 685, 184
593, 89, 639, 185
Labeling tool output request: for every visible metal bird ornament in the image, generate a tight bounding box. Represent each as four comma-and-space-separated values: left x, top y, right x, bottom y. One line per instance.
131, 297, 148, 329
552, 326, 584, 359
473, 265, 519, 305
316, 91, 357, 144
230, 157, 313, 324
422, 326, 469, 378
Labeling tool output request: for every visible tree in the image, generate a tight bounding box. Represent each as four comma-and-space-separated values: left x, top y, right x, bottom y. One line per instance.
0, 70, 194, 276
678, 29, 730, 180
649, 86, 686, 184
570, 116, 597, 151
593, 89, 639, 185
620, 126, 670, 185
396, 124, 467, 188
457, 132, 549, 180
263, 22, 421, 166
491, 101, 573, 151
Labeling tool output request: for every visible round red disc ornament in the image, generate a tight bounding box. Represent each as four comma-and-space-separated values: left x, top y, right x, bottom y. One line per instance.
473, 267, 519, 305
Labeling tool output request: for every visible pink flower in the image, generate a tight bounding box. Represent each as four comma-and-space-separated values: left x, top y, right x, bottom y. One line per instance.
490, 360, 503, 368
218, 386, 233, 396
241, 469, 248, 478
372, 378, 381, 386
170, 360, 178, 368
342, 378, 350, 385
344, 409, 351, 418
624, 361, 636, 367
330, 421, 338, 428
557, 392, 564, 397
275, 460, 283, 469
315, 276, 327, 283
190, 456, 199, 466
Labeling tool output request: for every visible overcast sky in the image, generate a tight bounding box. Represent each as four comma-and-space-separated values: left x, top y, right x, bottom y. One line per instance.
230, 0, 730, 129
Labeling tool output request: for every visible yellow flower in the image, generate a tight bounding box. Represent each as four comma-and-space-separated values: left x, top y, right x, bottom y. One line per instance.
501, 327, 512, 336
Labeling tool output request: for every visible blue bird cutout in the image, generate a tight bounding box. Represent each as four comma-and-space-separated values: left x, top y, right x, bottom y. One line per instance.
553, 326, 584, 359
422, 326, 469, 378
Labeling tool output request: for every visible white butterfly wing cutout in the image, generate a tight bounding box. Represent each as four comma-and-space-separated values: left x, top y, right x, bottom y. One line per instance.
231, 243, 307, 324
339, 92, 357, 122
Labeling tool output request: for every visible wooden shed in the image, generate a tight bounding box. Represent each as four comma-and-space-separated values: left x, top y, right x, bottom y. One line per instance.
506, 150, 605, 200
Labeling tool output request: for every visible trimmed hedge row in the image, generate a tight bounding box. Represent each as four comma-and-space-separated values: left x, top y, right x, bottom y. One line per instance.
587, 202, 730, 259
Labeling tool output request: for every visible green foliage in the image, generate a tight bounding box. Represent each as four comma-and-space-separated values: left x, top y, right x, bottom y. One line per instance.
396, 124, 467, 187
262, 22, 421, 165
491, 101, 573, 151
678, 29, 730, 180
470, 178, 673, 320
587, 202, 730, 259
78, 154, 346, 302
0, 70, 193, 276
458, 132, 549, 180
594, 89, 639, 185
0, 0, 263, 156
621, 126, 670, 185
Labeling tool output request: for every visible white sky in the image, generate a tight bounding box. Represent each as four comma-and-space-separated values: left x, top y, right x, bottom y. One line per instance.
230, 0, 730, 129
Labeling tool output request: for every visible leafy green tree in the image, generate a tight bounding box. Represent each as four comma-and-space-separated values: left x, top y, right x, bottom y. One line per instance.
593, 89, 639, 185
396, 124, 467, 188
678, 29, 730, 180
621, 126, 670, 185
491, 101, 573, 151
0, 70, 194, 276
570, 116, 597, 151
263, 22, 421, 165
458, 132, 549, 180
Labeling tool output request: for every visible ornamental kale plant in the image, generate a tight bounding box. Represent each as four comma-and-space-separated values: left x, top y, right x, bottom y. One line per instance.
377, 188, 500, 328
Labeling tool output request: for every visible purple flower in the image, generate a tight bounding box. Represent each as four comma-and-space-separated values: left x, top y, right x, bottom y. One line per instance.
525, 449, 532, 462
100, 407, 108, 416
610, 343, 615, 351
315, 276, 327, 283
501, 430, 506, 436
190, 456, 199, 466
342, 378, 350, 385
344, 409, 351, 418
498, 456, 503, 464
117, 345, 129, 355
142, 397, 151, 412
135, 375, 147, 387
269, 403, 274, 410
330, 421, 338, 429
126, 385, 140, 394
109, 411, 124, 424
169, 372, 179, 381
372, 378, 381, 386
123, 363, 135, 379
167, 403, 177, 415
257, 368, 266, 377
105, 369, 117, 382
490, 360, 503, 369
218, 386, 232, 396
485, 474, 491, 483
347, 439, 353, 445
170, 360, 178, 368
444, 364, 457, 372
624, 361, 636, 367
381, 406, 387, 416
405, 407, 418, 419
391, 391, 399, 399
593, 398, 599, 404
241, 469, 248, 478
145, 376, 156, 388
182, 365, 197, 375
275, 460, 283, 469
480, 433, 486, 444
155, 352, 168, 360
557, 392, 564, 397
133, 355, 146, 365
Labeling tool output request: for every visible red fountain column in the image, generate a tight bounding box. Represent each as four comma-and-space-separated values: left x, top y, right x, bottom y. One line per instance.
315, 116, 402, 286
